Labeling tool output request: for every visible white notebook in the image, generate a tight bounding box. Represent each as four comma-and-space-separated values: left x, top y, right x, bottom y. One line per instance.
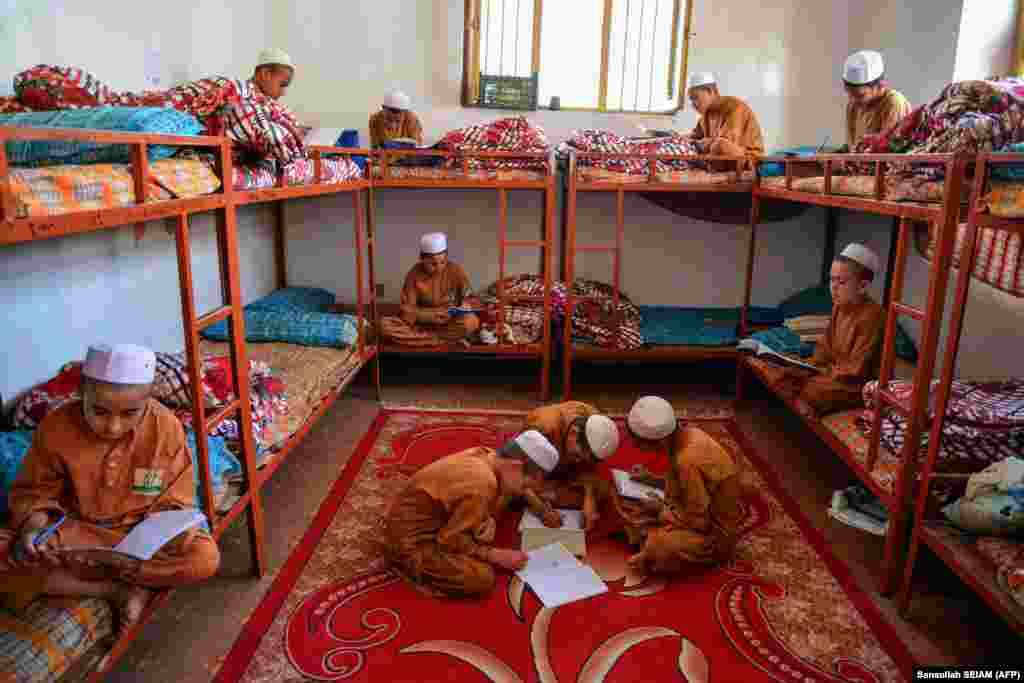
612, 469, 666, 501
60, 509, 207, 561
515, 543, 607, 608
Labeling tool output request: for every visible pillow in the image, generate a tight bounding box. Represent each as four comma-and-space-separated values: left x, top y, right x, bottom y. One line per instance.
202, 309, 361, 349
1, 107, 203, 167
943, 494, 1024, 536
246, 287, 336, 313
11, 362, 82, 429
0, 431, 33, 519
14, 65, 115, 110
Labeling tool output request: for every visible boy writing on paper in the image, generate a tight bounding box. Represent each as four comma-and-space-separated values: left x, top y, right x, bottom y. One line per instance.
519, 402, 620, 532
379, 232, 482, 348
382, 430, 558, 598
761, 243, 886, 418
617, 396, 745, 575
0, 344, 220, 636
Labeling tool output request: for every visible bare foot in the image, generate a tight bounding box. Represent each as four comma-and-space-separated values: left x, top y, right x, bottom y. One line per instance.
626, 552, 648, 572
114, 585, 152, 638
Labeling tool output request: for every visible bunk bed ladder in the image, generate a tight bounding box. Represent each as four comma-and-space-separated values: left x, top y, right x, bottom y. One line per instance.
364, 186, 382, 400
562, 153, 624, 399
864, 154, 967, 595
896, 156, 989, 614
174, 143, 267, 578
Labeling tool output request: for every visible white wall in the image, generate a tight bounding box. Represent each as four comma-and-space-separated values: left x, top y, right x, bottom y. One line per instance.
953, 0, 1016, 81
1, 0, 279, 403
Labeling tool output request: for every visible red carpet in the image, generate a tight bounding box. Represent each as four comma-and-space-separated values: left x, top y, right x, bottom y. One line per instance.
215, 410, 913, 683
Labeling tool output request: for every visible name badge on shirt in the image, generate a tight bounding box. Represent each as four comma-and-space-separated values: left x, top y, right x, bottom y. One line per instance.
132, 468, 164, 496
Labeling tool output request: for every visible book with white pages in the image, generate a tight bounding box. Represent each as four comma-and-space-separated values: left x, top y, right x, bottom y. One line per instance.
518, 509, 586, 557
611, 468, 666, 501
59, 509, 207, 561
515, 543, 608, 608
736, 338, 821, 373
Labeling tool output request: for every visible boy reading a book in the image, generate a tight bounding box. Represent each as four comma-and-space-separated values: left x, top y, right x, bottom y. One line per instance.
382, 431, 558, 598
616, 396, 745, 575
519, 402, 619, 532
379, 232, 481, 348
763, 243, 886, 418
0, 344, 220, 636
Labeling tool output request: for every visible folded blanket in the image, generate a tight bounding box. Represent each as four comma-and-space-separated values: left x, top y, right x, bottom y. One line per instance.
570, 278, 643, 350
479, 275, 568, 344
436, 116, 549, 171
556, 130, 700, 175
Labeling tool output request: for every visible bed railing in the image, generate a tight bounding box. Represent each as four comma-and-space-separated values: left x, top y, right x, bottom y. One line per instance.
569, 150, 750, 184
372, 148, 555, 183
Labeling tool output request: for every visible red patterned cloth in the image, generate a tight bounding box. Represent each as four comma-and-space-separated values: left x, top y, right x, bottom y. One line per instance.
570, 278, 643, 350
436, 116, 549, 170
976, 537, 1024, 609
863, 378, 1024, 435
479, 275, 568, 344
11, 362, 83, 429
915, 220, 1024, 298
556, 129, 701, 175
14, 65, 114, 110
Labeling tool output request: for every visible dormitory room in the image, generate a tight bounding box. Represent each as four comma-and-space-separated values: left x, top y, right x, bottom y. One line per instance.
1, 0, 1023, 680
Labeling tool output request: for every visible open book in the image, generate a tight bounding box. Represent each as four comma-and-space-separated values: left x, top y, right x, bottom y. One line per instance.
612, 469, 666, 501
515, 543, 607, 608
518, 509, 586, 557
60, 509, 207, 560
448, 306, 484, 317
737, 339, 821, 372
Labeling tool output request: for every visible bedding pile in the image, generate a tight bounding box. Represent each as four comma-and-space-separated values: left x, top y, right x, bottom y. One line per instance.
555, 129, 701, 175
10, 65, 307, 165
784, 314, 831, 343
435, 116, 550, 171
914, 220, 1024, 297
478, 274, 568, 344
570, 278, 643, 349
858, 378, 1024, 479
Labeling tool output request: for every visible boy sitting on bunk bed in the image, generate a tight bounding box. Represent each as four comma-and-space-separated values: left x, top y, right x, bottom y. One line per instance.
686, 71, 764, 164
0, 344, 220, 636
382, 430, 558, 598
517, 402, 620, 533
380, 232, 482, 348
761, 243, 886, 418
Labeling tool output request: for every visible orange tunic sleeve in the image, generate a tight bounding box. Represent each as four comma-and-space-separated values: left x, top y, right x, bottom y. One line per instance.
436, 494, 492, 556
9, 424, 69, 530
810, 309, 836, 368
829, 304, 885, 383
402, 112, 424, 145
399, 265, 427, 326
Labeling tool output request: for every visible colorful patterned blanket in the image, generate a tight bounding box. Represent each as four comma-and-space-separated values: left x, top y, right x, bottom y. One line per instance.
479, 274, 567, 344
570, 278, 643, 349
12, 65, 305, 164
556, 129, 701, 174
915, 219, 1024, 297
435, 116, 549, 171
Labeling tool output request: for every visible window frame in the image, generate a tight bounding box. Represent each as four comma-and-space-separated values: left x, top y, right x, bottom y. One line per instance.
462, 0, 695, 115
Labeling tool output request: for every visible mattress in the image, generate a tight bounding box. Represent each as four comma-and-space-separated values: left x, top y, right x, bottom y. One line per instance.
984, 180, 1024, 218
7, 158, 221, 217
372, 164, 547, 182
760, 174, 963, 204
578, 167, 753, 185
638, 305, 784, 347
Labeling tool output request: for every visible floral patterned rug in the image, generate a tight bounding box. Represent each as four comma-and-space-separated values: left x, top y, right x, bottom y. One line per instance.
214, 410, 913, 683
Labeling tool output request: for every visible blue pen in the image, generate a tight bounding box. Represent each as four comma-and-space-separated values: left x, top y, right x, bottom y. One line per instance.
33, 513, 67, 547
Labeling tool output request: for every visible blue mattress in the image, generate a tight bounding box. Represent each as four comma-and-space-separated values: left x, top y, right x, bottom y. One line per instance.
638, 306, 784, 347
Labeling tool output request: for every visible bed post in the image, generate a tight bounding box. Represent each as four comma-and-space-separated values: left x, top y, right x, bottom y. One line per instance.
736, 176, 760, 402
541, 156, 555, 401
365, 185, 382, 402
562, 152, 579, 399
0, 139, 13, 224
881, 216, 899, 307
275, 201, 288, 290
821, 207, 838, 288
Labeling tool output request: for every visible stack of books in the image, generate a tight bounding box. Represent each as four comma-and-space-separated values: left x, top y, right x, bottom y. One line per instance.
828, 485, 889, 536
784, 314, 831, 343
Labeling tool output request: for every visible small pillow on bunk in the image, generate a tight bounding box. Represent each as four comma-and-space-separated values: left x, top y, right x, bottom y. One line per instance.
0, 431, 33, 519
943, 494, 1024, 536
202, 310, 361, 349
246, 287, 336, 313
0, 107, 203, 167
11, 362, 82, 429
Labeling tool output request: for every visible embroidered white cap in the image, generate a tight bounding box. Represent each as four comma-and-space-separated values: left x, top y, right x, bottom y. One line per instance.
420, 232, 447, 254
627, 396, 677, 441
840, 243, 880, 275
689, 72, 717, 88
384, 90, 412, 111
843, 50, 884, 85
584, 415, 620, 460
514, 430, 559, 473
83, 343, 156, 385
257, 48, 294, 70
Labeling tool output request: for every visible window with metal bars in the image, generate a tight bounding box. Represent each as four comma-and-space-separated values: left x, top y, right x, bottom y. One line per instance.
462, 0, 693, 114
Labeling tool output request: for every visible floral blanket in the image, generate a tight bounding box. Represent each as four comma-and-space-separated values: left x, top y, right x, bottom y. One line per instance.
435, 116, 549, 171
478, 275, 567, 345
556, 130, 700, 175
570, 278, 643, 349
11, 65, 305, 164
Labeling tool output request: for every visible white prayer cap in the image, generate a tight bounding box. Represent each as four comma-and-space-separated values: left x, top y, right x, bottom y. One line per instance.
420, 232, 447, 254
83, 343, 156, 385
840, 243, 880, 275
384, 90, 412, 111
257, 48, 294, 70
843, 50, 884, 85
513, 430, 559, 473
628, 396, 677, 441
584, 415, 619, 460
688, 72, 716, 89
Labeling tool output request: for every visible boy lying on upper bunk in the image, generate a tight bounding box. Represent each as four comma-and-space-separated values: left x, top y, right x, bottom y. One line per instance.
382, 430, 558, 598
616, 397, 745, 575
760, 243, 886, 418
517, 401, 620, 532
380, 232, 482, 348
686, 71, 764, 162
0, 344, 220, 636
